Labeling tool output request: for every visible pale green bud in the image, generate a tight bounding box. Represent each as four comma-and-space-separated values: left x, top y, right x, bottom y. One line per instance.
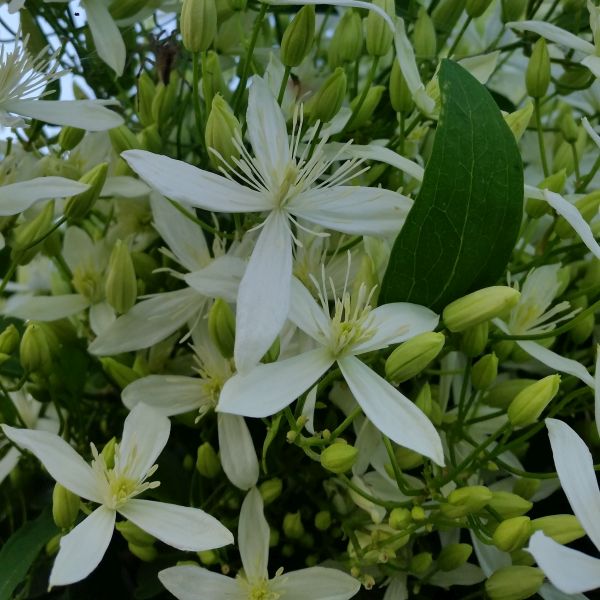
437, 543, 472, 571
315, 510, 332, 531
116, 520, 156, 546
508, 375, 560, 428
105, 240, 138, 314
366, 0, 394, 57
411, 506, 427, 521
110, 125, 142, 155
64, 162, 108, 223
20, 322, 55, 374
389, 60, 414, 114
488, 491, 532, 519
441, 485, 492, 519
504, 100, 533, 141
395, 446, 424, 470
181, 0, 217, 53
58, 126, 85, 152
555, 266, 571, 297
484, 378, 535, 408
52, 483, 80, 529
100, 358, 141, 389
45, 533, 61, 556
432, 0, 466, 37
321, 441, 358, 474
485, 566, 544, 600
552, 139, 575, 175
259, 478, 283, 505
138, 124, 162, 153
525, 169, 566, 217
202, 52, 225, 110
205, 94, 241, 169
501, 0, 526, 22
349, 85, 385, 130
329, 10, 363, 67
137, 72, 156, 127
12, 201, 55, 263
570, 307, 594, 344
556, 190, 600, 239
526, 38, 550, 98
309, 68, 347, 124
109, 0, 148, 20
198, 549, 219, 565
471, 353, 498, 390
512, 477, 540, 500
196, 442, 221, 478
281, 5, 315, 67
493, 516, 532, 552
415, 383, 442, 427
101, 437, 117, 469
461, 321, 488, 357
208, 298, 236, 358
128, 542, 157, 562
385, 331, 445, 383
531, 514, 585, 544
388, 507, 411, 530
466, 0, 493, 18
556, 64, 594, 94
152, 74, 180, 125
413, 8, 437, 59
443, 287, 520, 332
559, 111, 579, 143
283, 511, 305, 539
410, 552, 432, 574
0, 324, 19, 355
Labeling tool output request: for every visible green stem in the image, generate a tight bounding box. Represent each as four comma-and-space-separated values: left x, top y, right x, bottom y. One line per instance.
576, 151, 600, 193
192, 52, 206, 153
447, 16, 472, 57
534, 98, 550, 177
277, 65, 292, 105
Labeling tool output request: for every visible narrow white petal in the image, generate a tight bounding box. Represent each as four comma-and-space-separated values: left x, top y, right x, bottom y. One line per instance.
1, 425, 102, 502
270, 566, 360, 599
119, 404, 170, 481
507, 20, 595, 54
218, 414, 259, 491
4, 294, 90, 321
528, 531, 600, 594
159, 565, 242, 600
289, 277, 330, 343
234, 211, 292, 373
122, 150, 270, 212
101, 176, 150, 198
89, 301, 116, 336
337, 356, 445, 466
118, 498, 233, 551
583, 117, 600, 150
547, 418, 600, 551
0, 178, 88, 215
184, 255, 246, 303
290, 186, 411, 237
302, 385, 318, 434
239, 487, 270, 581
0, 446, 20, 485
49, 506, 116, 587
384, 575, 408, 600
582, 54, 600, 79
122, 376, 205, 415
596, 346, 600, 436
539, 583, 589, 600
352, 303, 439, 354
217, 348, 334, 418
518, 340, 594, 387
62, 226, 96, 272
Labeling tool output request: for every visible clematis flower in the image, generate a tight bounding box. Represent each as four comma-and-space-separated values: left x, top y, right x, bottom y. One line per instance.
1, 403, 233, 587
159, 486, 360, 600
217, 276, 445, 465
122, 77, 412, 373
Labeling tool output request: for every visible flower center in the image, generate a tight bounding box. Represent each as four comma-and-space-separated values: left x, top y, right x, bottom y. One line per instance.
273, 164, 299, 207
240, 578, 281, 600
72, 266, 104, 303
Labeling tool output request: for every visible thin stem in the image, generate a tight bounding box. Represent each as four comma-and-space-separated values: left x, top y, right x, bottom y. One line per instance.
534, 98, 550, 177
277, 65, 292, 105
447, 16, 472, 58
576, 151, 600, 193
192, 52, 206, 154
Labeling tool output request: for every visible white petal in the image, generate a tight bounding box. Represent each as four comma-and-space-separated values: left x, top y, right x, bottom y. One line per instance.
4, 99, 123, 131
0, 446, 20, 485
217, 348, 334, 418
290, 187, 411, 237
89, 288, 204, 355
62, 226, 96, 272
158, 565, 242, 600
507, 20, 595, 54
0, 178, 89, 216
101, 176, 150, 198
122, 376, 205, 415
218, 414, 259, 491
50, 506, 116, 587
234, 211, 292, 373
184, 255, 246, 303
239, 487, 269, 580
118, 498, 233, 551
583, 117, 600, 149
4, 294, 90, 321
352, 303, 439, 354
302, 385, 318, 435
289, 277, 330, 342
528, 531, 600, 594
543, 190, 600, 259
271, 566, 360, 599
89, 301, 116, 336
122, 150, 270, 212
517, 340, 594, 387
1, 425, 102, 502
119, 404, 170, 481
595, 346, 600, 437
384, 575, 408, 600
471, 531, 510, 577
582, 54, 600, 79
337, 356, 444, 466
81, 0, 126, 75
547, 418, 600, 551
539, 582, 589, 600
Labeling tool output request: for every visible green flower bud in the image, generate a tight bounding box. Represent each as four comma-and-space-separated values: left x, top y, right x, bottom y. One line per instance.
202, 52, 226, 110
281, 5, 315, 67
493, 516, 532, 552
328, 10, 363, 66
45, 533, 61, 557
181, 0, 217, 53
259, 478, 283, 505
270, 528, 280, 547
128, 542, 157, 562
110, 125, 142, 155
443, 287, 520, 332
320, 441, 358, 474
526, 38, 550, 98
501, 0, 526, 22
525, 169, 566, 217
556, 190, 600, 239
437, 543, 472, 571
198, 549, 219, 565
410, 551, 432, 574
432, 0, 466, 38
413, 8, 437, 59
461, 321, 489, 357
485, 566, 544, 600
385, 331, 445, 384
552, 139, 575, 175
283, 511, 305, 539
484, 378, 535, 408
138, 124, 162, 153
471, 353, 498, 390
52, 483, 80, 529
205, 94, 242, 169
508, 374, 560, 428
395, 446, 424, 470
512, 477, 541, 500
570, 309, 594, 344
504, 100, 533, 141
137, 72, 156, 127
348, 85, 384, 130
559, 111, 579, 143
0, 324, 19, 355
466, 0, 493, 18
58, 126, 85, 152
531, 514, 585, 544
105, 240, 138, 314
100, 357, 141, 389
556, 65, 594, 94
64, 163, 108, 223
441, 485, 492, 519
389, 60, 414, 114
488, 491, 532, 519
309, 68, 347, 124
12, 201, 55, 264
196, 442, 221, 478
415, 383, 442, 426
116, 520, 156, 546
20, 322, 56, 374
152, 74, 180, 126
208, 298, 236, 358
366, 0, 394, 57
99, 437, 117, 470
108, 0, 148, 20
315, 510, 332, 531
389, 507, 411, 530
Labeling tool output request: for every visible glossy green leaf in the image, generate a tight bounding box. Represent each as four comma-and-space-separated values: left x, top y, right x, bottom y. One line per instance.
380, 59, 523, 311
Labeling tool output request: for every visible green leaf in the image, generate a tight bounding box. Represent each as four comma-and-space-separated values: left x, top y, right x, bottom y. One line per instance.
380, 59, 523, 311
0, 510, 58, 600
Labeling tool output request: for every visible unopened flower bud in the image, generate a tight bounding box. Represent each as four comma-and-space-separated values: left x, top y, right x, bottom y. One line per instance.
441, 485, 492, 519
105, 240, 137, 314
315, 510, 332, 531
52, 483, 80, 529
58, 126, 85, 152
504, 100, 533, 141
443, 286, 520, 332
466, 0, 493, 17
321, 441, 358, 474
526, 38, 550, 98
202, 51, 225, 110
205, 94, 241, 169
283, 511, 305, 539
20, 322, 56, 374
556, 190, 600, 239
152, 74, 180, 124
531, 514, 585, 544
388, 507, 411, 530
410, 552, 432, 574
556, 64, 594, 94
484, 378, 536, 408
569, 305, 594, 345
137, 72, 156, 127
501, 0, 526, 22
196, 442, 221, 478
116, 520, 156, 546
415, 383, 442, 426
181, 0, 217, 53
139, 124, 162, 153
281, 5, 315, 67
432, 0, 466, 39
129, 542, 157, 562
348, 85, 385, 130
198, 549, 219, 565
366, 0, 394, 57
0, 324, 19, 355
508, 374, 560, 428
101, 358, 141, 389
12, 201, 55, 264
525, 169, 566, 217
385, 331, 445, 384
110, 125, 142, 155
394, 446, 423, 470
559, 111, 579, 143
390, 60, 414, 114
413, 8, 437, 59
45, 534, 60, 557
208, 298, 236, 358
485, 566, 544, 600
493, 516, 532, 552
512, 477, 541, 500
329, 10, 363, 67
471, 353, 498, 390
64, 162, 108, 222
411, 506, 427, 521
309, 67, 347, 124
259, 478, 283, 505
437, 543, 472, 571
488, 491, 532, 519
461, 321, 488, 357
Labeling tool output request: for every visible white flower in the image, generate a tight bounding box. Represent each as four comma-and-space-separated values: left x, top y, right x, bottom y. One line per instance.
217, 275, 445, 465
159, 486, 361, 600
1, 403, 233, 587
0, 35, 123, 130
122, 77, 412, 373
